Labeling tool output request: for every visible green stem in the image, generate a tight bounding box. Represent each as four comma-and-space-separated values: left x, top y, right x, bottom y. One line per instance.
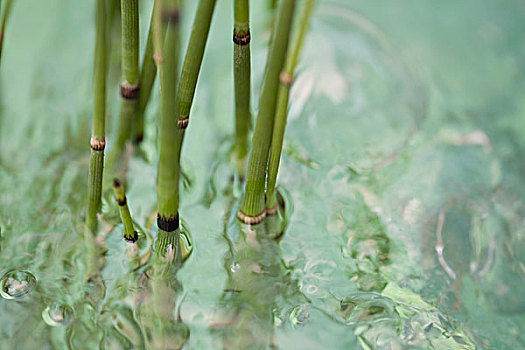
238, 0, 296, 223
86, 0, 107, 235
112, 179, 137, 242
155, 0, 181, 258
170, 0, 217, 198
174, 0, 217, 130
0, 0, 14, 66
107, 0, 140, 170
134, 1, 159, 144
233, 0, 251, 179
266, 0, 314, 211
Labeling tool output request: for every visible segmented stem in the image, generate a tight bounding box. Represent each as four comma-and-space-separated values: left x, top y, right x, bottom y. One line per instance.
233, 0, 251, 178
86, 0, 107, 235
239, 0, 296, 222
112, 179, 138, 242
175, 0, 217, 129
108, 0, 140, 169
155, 0, 181, 258
266, 0, 314, 211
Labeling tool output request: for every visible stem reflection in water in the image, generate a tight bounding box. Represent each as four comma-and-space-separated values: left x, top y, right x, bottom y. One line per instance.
214, 202, 299, 350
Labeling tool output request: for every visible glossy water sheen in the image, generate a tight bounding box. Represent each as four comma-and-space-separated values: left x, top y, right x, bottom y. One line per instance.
1, 0, 524, 349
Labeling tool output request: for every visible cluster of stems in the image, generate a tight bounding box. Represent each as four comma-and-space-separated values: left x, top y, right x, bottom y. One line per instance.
266, 0, 314, 212
233, 0, 251, 179
238, 0, 296, 224
85, 0, 107, 235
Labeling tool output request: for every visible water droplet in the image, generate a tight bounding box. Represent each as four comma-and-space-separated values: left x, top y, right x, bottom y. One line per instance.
42, 302, 74, 327
0, 270, 36, 300
289, 305, 310, 327
230, 263, 240, 273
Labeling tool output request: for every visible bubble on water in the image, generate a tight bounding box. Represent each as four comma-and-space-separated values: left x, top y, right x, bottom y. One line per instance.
42, 302, 74, 327
289, 305, 310, 327
230, 263, 240, 273
0, 270, 36, 300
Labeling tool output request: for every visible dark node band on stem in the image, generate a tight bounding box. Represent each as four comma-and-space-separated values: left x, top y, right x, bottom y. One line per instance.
177, 116, 189, 129
237, 209, 266, 225
117, 196, 127, 206
90, 136, 106, 151
120, 82, 140, 100
233, 28, 251, 46
279, 71, 293, 87
124, 230, 138, 243
162, 7, 180, 24
157, 213, 179, 232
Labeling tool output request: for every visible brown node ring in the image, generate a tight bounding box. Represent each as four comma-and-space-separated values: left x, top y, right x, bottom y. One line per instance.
120, 82, 140, 100
90, 136, 106, 151
233, 29, 251, 46
162, 8, 180, 24
157, 213, 179, 232
279, 71, 293, 87
117, 197, 127, 207
237, 210, 266, 225
177, 117, 189, 130
124, 231, 138, 243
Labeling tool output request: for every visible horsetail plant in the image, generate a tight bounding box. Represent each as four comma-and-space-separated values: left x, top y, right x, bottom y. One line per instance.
233, 0, 251, 179
238, 0, 296, 224
155, 0, 182, 261
155, 0, 217, 260
133, 0, 159, 145
86, 0, 107, 235
107, 0, 140, 170
266, 0, 314, 214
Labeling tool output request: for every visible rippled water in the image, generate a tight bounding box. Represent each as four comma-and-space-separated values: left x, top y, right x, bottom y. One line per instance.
1, 0, 524, 349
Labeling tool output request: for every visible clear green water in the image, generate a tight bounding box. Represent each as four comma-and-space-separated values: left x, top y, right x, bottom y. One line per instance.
1, 0, 525, 349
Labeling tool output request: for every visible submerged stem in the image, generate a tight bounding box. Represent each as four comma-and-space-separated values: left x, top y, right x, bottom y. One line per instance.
239, 0, 296, 223
233, 0, 251, 179
86, 0, 107, 235
266, 0, 314, 211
